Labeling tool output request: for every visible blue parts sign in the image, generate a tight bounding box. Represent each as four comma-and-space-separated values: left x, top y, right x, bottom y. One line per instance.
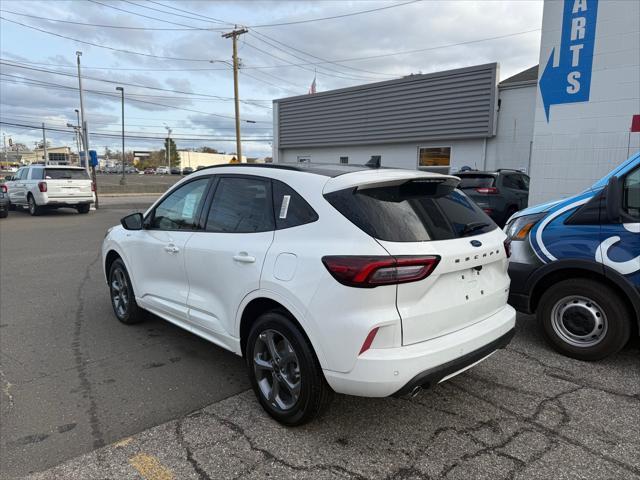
539, 0, 599, 121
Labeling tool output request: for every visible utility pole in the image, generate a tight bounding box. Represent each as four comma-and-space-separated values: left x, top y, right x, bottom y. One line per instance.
164, 125, 172, 171
74, 109, 81, 163
77, 51, 99, 208
2, 133, 6, 164
222, 27, 248, 163
41, 123, 48, 164
116, 86, 126, 186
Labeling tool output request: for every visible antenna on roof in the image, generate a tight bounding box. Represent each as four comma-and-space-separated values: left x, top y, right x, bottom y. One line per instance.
365, 155, 381, 169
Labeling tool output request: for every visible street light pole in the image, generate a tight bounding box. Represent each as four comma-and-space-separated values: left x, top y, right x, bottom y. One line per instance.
76, 51, 99, 208
116, 87, 126, 186
164, 125, 172, 172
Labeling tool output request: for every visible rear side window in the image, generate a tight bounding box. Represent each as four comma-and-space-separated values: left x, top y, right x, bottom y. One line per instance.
272, 180, 318, 230
30, 168, 44, 180
206, 177, 274, 233
44, 169, 89, 180
325, 181, 496, 242
458, 175, 495, 189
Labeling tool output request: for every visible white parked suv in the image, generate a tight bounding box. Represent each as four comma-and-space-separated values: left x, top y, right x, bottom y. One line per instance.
102, 164, 516, 425
5, 165, 95, 215
155, 166, 170, 175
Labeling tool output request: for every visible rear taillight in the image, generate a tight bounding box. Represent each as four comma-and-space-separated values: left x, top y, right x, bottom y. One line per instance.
0, 184, 7, 193
504, 239, 512, 258
476, 187, 499, 194
322, 255, 440, 288
91, 182, 96, 192
38, 182, 47, 192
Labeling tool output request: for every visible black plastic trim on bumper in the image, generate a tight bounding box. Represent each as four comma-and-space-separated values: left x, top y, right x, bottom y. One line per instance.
392, 328, 516, 397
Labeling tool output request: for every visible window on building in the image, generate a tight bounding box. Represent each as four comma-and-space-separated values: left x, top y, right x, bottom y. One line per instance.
297, 156, 311, 163
339, 156, 349, 164
418, 147, 451, 168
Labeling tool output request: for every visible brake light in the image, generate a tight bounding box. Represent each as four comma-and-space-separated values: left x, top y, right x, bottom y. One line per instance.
504, 239, 512, 258
0, 184, 7, 193
476, 187, 499, 194
38, 182, 47, 192
322, 255, 440, 288
91, 182, 96, 192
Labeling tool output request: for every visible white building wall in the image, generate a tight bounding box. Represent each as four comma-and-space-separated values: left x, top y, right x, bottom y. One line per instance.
486, 84, 537, 172
529, 0, 640, 204
278, 139, 486, 172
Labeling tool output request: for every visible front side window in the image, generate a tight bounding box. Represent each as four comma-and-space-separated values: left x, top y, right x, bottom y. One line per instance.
623, 167, 640, 219
206, 177, 274, 233
149, 177, 210, 230
418, 147, 451, 168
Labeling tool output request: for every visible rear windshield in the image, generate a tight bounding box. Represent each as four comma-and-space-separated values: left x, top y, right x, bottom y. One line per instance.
44, 168, 89, 180
458, 175, 496, 189
325, 181, 496, 242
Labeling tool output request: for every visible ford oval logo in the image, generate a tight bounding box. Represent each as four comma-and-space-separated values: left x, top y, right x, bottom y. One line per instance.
470, 240, 482, 247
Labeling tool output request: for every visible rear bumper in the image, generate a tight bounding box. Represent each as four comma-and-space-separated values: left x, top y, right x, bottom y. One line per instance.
36, 192, 95, 206
323, 304, 516, 397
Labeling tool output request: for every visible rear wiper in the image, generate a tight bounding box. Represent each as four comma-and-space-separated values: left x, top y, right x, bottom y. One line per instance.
460, 222, 490, 236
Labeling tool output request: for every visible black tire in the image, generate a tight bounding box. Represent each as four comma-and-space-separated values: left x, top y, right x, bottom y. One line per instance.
108, 258, 144, 324
77, 204, 90, 214
537, 278, 631, 361
0, 209, 7, 218
27, 195, 41, 216
246, 311, 333, 426
8, 202, 16, 211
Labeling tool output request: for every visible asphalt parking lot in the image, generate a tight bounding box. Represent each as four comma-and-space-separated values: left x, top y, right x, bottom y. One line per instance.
1, 201, 639, 480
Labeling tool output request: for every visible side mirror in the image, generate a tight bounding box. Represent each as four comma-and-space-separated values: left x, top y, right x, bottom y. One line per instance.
5, 176, 13, 181
121, 212, 144, 230
605, 176, 622, 222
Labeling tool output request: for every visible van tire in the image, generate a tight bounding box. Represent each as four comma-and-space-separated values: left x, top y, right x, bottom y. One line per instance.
77, 204, 90, 214
247, 311, 333, 426
537, 278, 631, 361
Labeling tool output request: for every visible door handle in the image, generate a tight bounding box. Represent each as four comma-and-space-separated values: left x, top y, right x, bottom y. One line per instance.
233, 253, 256, 263
164, 244, 180, 254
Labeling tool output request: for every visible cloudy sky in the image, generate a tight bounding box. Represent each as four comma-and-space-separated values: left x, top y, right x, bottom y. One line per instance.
0, 0, 543, 158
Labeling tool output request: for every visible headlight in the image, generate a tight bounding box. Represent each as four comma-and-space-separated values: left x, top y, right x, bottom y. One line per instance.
505, 213, 545, 241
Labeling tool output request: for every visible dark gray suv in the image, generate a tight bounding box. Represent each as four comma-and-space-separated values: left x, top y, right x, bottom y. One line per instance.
457, 169, 530, 226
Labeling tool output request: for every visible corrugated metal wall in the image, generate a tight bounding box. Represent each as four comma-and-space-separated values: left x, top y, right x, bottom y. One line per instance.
275, 63, 498, 149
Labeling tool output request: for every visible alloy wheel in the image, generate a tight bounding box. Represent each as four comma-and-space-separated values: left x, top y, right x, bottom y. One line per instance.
253, 329, 301, 411
110, 267, 129, 318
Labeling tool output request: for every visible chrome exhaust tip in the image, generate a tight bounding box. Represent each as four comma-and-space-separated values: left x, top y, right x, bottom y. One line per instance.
410, 385, 422, 398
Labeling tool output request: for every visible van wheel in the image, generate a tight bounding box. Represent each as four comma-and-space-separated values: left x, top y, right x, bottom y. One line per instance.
247, 311, 332, 426
28, 195, 41, 216
0, 210, 7, 218
77, 204, 90, 214
537, 279, 631, 361
108, 258, 144, 324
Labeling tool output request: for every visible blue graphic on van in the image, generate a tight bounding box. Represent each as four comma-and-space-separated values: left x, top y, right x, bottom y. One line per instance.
539, 0, 599, 121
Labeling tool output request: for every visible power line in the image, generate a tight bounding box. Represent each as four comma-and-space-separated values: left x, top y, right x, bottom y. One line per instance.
86, 0, 206, 30
1, 61, 272, 107
122, 0, 229, 26
144, 0, 421, 28
0, 121, 273, 142
0, 9, 227, 30
0, 16, 218, 62
0, 76, 271, 123
145, 0, 232, 25
249, 30, 396, 78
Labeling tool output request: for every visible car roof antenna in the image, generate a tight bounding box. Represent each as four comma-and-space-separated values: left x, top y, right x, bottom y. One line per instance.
365, 156, 381, 169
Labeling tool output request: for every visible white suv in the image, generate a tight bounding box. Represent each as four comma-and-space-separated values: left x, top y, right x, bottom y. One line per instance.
5, 165, 95, 215
102, 164, 515, 425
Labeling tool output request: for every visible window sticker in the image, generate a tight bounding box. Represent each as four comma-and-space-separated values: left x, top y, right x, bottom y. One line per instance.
279, 195, 291, 219
182, 194, 197, 218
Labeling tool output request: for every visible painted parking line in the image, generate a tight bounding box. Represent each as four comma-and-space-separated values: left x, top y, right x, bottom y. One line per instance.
129, 453, 174, 480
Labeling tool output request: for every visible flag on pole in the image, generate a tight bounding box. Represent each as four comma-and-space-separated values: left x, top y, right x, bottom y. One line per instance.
308, 72, 317, 94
